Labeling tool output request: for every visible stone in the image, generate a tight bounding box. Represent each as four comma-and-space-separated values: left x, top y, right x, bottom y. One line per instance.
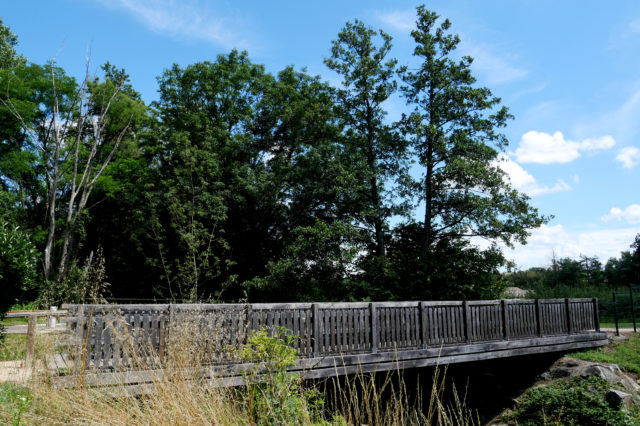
582, 365, 621, 384
539, 371, 552, 381
606, 389, 633, 409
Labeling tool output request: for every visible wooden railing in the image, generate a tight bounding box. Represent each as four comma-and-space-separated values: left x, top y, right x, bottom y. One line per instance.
62, 298, 600, 370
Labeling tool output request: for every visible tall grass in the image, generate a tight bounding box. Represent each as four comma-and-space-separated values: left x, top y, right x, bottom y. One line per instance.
0, 309, 478, 425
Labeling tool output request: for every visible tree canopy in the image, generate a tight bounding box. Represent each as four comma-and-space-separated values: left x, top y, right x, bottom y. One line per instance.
0, 6, 586, 308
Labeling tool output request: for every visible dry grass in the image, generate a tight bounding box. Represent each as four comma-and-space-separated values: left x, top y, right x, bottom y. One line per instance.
1, 309, 478, 425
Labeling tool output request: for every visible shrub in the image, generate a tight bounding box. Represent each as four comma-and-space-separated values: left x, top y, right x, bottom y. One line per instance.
0, 221, 38, 324
238, 327, 323, 425
511, 376, 632, 425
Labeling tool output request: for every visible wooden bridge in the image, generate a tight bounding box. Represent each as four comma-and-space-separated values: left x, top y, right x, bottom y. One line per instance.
54, 298, 607, 390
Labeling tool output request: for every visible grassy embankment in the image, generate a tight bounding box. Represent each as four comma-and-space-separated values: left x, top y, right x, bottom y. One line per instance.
507, 334, 640, 425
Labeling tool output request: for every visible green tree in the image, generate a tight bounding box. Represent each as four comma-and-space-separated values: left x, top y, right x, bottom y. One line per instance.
324, 20, 405, 260
0, 19, 25, 69
397, 6, 547, 292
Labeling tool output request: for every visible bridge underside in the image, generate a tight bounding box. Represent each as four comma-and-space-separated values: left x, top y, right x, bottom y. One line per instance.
294, 332, 608, 380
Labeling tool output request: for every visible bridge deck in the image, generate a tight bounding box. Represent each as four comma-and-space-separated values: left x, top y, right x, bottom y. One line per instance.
57, 298, 608, 390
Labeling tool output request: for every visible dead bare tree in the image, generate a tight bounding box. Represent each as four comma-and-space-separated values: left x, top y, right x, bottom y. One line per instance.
2, 56, 131, 283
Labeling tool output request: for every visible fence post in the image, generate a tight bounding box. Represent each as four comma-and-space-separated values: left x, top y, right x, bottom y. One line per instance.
46, 306, 57, 329
463, 301, 471, 343
25, 314, 36, 366
370, 303, 378, 354
592, 298, 600, 332
312, 303, 320, 358
501, 300, 510, 341
535, 299, 542, 337
420, 301, 428, 349
629, 289, 637, 333
613, 292, 619, 336
565, 298, 573, 335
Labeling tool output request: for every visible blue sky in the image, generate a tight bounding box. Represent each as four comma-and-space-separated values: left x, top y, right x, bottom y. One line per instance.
3, 0, 640, 269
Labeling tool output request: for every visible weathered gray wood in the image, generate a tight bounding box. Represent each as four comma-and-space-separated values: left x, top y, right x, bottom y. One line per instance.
593, 298, 600, 332
501, 300, 509, 340
463, 301, 470, 343
565, 298, 573, 334
60, 298, 608, 388
25, 315, 36, 366
370, 303, 378, 353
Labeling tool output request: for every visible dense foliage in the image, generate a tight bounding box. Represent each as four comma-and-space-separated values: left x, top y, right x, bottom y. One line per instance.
0, 7, 554, 306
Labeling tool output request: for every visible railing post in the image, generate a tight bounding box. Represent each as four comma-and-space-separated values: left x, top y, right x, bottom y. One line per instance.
535, 299, 542, 337
420, 301, 428, 348
25, 314, 36, 366
613, 292, 620, 336
463, 301, 471, 343
629, 289, 637, 333
370, 302, 378, 354
592, 298, 600, 332
47, 306, 57, 329
312, 303, 320, 358
565, 298, 573, 334
501, 300, 510, 341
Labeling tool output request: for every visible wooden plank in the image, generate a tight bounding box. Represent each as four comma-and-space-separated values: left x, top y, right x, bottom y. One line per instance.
501, 300, 509, 340
25, 315, 36, 366
463, 301, 470, 343
370, 303, 378, 353
312, 304, 319, 357
565, 298, 573, 334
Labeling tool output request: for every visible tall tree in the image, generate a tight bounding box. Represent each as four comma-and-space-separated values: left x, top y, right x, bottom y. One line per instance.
325, 20, 404, 259
400, 6, 547, 258
1, 59, 145, 290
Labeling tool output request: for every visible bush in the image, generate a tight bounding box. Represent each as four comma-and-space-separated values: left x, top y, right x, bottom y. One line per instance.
238, 327, 323, 425
0, 221, 38, 323
510, 376, 632, 425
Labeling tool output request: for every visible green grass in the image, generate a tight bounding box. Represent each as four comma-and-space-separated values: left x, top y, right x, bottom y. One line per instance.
0, 335, 26, 362
571, 333, 640, 375
0, 383, 32, 426
0, 317, 46, 327
600, 322, 638, 329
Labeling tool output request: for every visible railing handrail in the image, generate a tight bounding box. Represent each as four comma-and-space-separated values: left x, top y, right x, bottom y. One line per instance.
5, 309, 68, 318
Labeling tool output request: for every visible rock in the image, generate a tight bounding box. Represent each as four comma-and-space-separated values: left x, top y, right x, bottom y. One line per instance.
550, 367, 573, 378
606, 389, 633, 409
609, 334, 628, 343
539, 371, 552, 381
582, 365, 621, 384
606, 364, 622, 375
621, 375, 640, 393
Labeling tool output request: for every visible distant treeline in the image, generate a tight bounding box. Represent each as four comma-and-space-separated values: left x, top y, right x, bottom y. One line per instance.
507, 240, 640, 300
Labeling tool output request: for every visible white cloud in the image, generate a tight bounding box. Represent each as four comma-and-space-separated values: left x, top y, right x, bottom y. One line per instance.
459, 39, 529, 86
102, 0, 251, 50
494, 154, 570, 196
514, 131, 615, 164
616, 146, 640, 169
501, 224, 639, 269
602, 204, 640, 225
580, 135, 616, 151
375, 10, 415, 33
